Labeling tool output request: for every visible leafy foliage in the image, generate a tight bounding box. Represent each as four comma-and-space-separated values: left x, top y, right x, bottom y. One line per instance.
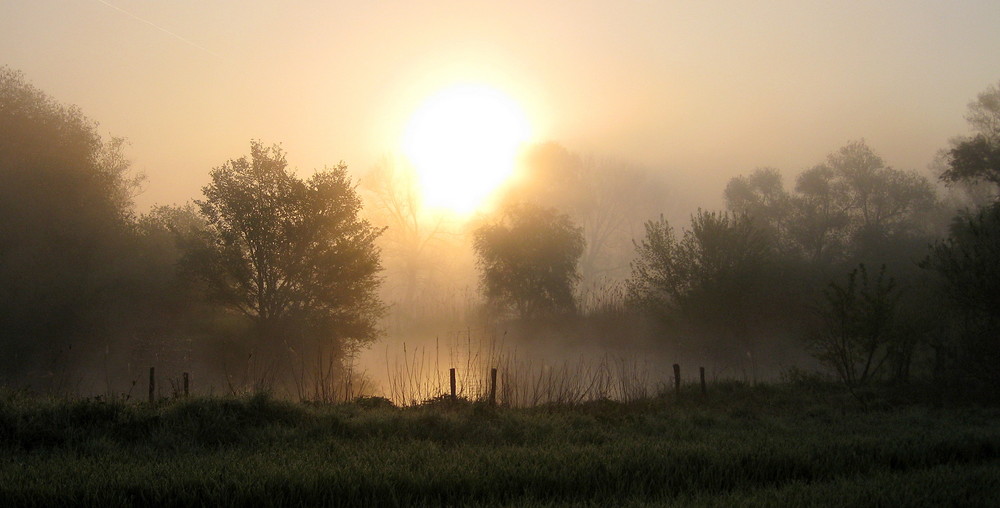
923, 204, 1000, 383
627, 210, 780, 360
943, 135, 1000, 190
628, 211, 770, 308
187, 141, 385, 356
473, 203, 585, 320
726, 141, 938, 265
809, 265, 900, 386
940, 81, 1000, 198
0, 67, 145, 385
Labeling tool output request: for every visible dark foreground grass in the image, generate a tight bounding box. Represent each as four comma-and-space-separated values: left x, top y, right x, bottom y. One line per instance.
1, 385, 999, 506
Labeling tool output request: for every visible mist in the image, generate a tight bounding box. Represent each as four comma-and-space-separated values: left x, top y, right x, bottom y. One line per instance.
3, 2, 1000, 402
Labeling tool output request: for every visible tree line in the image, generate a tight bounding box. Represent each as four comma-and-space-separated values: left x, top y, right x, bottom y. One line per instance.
2, 64, 998, 398
0, 67, 382, 396
472, 83, 1000, 397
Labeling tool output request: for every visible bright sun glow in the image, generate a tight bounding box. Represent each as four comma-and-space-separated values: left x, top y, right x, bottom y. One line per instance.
402, 84, 531, 215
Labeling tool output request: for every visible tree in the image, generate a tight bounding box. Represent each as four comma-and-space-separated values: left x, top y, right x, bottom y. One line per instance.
505, 142, 678, 284
923, 204, 1000, 384
359, 155, 455, 322
627, 210, 777, 361
188, 141, 384, 359
808, 264, 901, 387
473, 203, 584, 320
941, 81, 1000, 197
724, 167, 793, 251
0, 67, 143, 386
726, 141, 939, 265
787, 164, 852, 264
626, 215, 683, 313
964, 80, 1000, 143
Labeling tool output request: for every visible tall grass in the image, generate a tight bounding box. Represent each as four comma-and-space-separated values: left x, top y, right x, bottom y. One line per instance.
1, 386, 998, 506
381, 328, 669, 407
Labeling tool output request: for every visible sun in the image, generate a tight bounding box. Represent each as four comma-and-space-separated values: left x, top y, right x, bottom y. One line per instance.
402, 84, 532, 215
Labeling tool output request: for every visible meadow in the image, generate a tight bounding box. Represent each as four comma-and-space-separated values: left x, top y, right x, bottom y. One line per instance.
2, 382, 999, 507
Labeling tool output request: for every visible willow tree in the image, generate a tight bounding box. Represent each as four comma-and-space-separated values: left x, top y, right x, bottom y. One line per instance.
188, 141, 384, 361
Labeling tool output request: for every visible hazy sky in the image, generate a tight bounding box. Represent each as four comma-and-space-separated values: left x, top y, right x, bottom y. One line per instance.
3, 1, 999, 210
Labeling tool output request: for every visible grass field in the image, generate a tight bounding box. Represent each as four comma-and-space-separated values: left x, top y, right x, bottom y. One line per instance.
1, 383, 999, 507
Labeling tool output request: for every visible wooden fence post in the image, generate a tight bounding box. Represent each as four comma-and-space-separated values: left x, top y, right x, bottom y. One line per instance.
183, 372, 190, 397
450, 368, 456, 400
673, 364, 681, 397
699, 367, 706, 396
148, 367, 155, 403
489, 368, 498, 406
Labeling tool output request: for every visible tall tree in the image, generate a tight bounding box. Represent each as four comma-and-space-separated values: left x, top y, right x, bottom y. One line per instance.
787, 164, 852, 264
942, 81, 1000, 195
0, 67, 143, 385
473, 203, 584, 320
727, 141, 938, 265
724, 167, 793, 249
188, 141, 384, 357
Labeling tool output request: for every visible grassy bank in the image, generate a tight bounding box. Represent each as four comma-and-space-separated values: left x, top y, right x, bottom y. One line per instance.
1, 385, 998, 506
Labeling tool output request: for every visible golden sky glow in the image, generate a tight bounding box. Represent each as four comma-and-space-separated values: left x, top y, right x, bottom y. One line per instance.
402, 84, 532, 215
2, 1, 999, 209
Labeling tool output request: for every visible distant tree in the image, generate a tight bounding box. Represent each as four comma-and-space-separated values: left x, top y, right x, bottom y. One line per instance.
627, 210, 776, 361
787, 164, 852, 264
473, 203, 584, 320
727, 141, 938, 265
724, 167, 793, 249
359, 155, 454, 320
944, 137, 1000, 190
626, 215, 683, 313
506, 142, 678, 283
187, 141, 384, 359
941, 82, 1000, 194
808, 264, 901, 387
963, 81, 1000, 143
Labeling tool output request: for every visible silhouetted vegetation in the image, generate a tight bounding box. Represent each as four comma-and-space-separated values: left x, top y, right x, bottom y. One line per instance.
0, 66, 148, 390
184, 141, 384, 394
473, 202, 584, 320
3, 63, 1000, 506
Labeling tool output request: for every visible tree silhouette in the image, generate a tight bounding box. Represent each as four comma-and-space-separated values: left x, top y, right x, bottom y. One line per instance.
809, 264, 900, 387
923, 204, 1000, 384
0, 67, 143, 385
187, 141, 384, 358
628, 211, 770, 319
504, 142, 676, 283
359, 155, 454, 322
473, 203, 584, 320
726, 140, 938, 265
941, 81, 1000, 197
